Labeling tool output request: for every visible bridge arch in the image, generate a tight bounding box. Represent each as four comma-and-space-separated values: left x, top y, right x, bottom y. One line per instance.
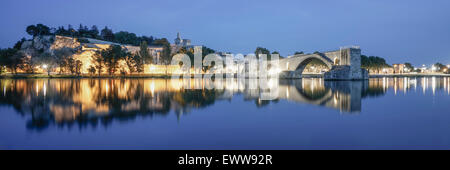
280, 54, 333, 73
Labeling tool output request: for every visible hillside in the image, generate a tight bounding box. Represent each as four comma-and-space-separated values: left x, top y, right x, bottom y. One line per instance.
17, 35, 164, 74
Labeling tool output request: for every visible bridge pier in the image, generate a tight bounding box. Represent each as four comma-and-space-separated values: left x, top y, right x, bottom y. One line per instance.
323, 48, 368, 80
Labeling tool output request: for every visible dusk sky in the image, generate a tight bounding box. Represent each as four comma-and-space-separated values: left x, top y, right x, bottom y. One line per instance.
1, 0, 449, 66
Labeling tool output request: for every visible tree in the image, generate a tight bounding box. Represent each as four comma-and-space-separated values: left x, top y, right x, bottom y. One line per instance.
66, 58, 76, 74
77, 24, 89, 37
202, 46, 216, 56
114, 31, 139, 45
28, 24, 158, 47
161, 44, 173, 74
361, 55, 391, 73
154, 39, 171, 65
0, 49, 8, 74
361, 55, 370, 69
75, 60, 83, 76
54, 47, 75, 74
20, 56, 36, 73
2, 49, 24, 74
0, 48, 21, 74
294, 51, 304, 55
133, 54, 144, 73
26, 24, 51, 37
63, 57, 84, 75
13, 38, 26, 50
11, 52, 25, 74
88, 66, 96, 75
26, 25, 38, 37
68, 24, 76, 37
18, 49, 41, 74
124, 53, 136, 74
92, 51, 104, 76
55, 26, 69, 36
101, 26, 114, 41
404, 63, 414, 72
139, 41, 152, 64
0, 65, 4, 74
0, 49, 13, 74
34, 52, 57, 75
255, 47, 271, 60
140, 36, 154, 45
0, 50, 4, 74
433, 63, 447, 72
101, 45, 127, 75
152, 38, 172, 74
90, 25, 99, 38
36, 24, 51, 36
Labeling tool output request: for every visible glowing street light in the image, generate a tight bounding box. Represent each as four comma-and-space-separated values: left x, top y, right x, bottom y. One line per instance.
42, 64, 48, 69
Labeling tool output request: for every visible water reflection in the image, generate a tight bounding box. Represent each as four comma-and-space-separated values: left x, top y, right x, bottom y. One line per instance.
0, 77, 449, 130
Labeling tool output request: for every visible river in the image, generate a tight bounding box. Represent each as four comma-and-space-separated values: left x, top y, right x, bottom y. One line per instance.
0, 77, 449, 149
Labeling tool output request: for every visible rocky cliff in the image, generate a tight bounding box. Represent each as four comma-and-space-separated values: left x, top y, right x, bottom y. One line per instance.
18, 35, 154, 74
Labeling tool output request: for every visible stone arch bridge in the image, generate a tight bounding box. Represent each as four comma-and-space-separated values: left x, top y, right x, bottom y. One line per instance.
275, 47, 367, 80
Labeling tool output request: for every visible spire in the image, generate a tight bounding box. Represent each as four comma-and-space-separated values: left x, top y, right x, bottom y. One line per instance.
177, 32, 181, 39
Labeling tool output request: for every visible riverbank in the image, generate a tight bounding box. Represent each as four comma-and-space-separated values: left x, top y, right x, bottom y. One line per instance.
369, 73, 450, 78
296, 73, 450, 78
0, 73, 172, 79
0, 73, 327, 79
1, 73, 449, 79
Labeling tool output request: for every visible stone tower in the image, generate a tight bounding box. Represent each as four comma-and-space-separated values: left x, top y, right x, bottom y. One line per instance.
324, 47, 368, 80
174, 32, 182, 46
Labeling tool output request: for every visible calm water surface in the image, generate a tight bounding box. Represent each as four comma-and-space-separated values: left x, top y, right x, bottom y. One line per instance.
1, 77, 450, 149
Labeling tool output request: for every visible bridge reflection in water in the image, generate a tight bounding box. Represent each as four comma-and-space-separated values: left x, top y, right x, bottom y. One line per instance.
0, 77, 449, 130
277, 79, 364, 113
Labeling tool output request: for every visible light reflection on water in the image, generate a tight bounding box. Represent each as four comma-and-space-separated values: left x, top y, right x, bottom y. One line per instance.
1, 77, 450, 127
0, 77, 450, 149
